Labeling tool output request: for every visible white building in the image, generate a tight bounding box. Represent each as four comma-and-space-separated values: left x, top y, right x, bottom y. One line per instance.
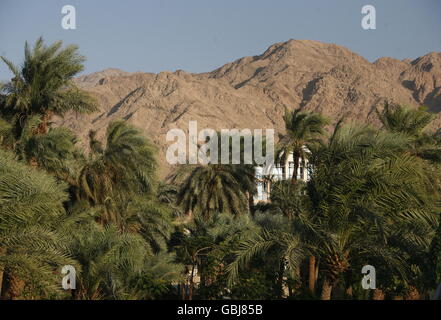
254, 150, 311, 203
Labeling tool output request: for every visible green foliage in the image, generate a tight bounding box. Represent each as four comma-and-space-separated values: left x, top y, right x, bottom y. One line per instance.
122, 197, 174, 251
269, 180, 307, 218
0, 149, 76, 299
78, 120, 158, 226
175, 163, 254, 218
130, 252, 184, 299
377, 102, 434, 136
226, 215, 304, 290
23, 126, 83, 181
1, 37, 96, 124
172, 213, 259, 299
0, 117, 13, 148
307, 122, 439, 295
377, 102, 441, 164
0, 38, 177, 300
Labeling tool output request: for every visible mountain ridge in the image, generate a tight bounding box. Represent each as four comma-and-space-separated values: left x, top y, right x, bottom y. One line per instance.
57, 39, 441, 177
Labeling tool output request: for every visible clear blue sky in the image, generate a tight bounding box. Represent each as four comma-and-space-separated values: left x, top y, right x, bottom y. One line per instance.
1, 0, 440, 80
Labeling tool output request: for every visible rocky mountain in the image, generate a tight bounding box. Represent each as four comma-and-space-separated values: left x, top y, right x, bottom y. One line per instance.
56, 39, 441, 178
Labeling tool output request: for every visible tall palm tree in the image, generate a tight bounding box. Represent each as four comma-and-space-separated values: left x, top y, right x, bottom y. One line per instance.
268, 180, 320, 294
1, 37, 97, 137
276, 109, 328, 183
78, 120, 157, 226
175, 164, 253, 219
173, 131, 256, 220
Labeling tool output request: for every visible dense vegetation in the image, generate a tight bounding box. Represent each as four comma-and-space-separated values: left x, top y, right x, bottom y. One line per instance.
0, 38, 440, 300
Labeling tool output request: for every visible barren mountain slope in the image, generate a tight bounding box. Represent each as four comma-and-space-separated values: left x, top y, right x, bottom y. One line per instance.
56, 40, 441, 177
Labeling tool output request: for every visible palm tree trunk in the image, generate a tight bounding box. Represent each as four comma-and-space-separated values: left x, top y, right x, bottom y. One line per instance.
189, 265, 195, 300
292, 154, 300, 184
372, 288, 385, 300
184, 209, 193, 223
0, 270, 10, 300
406, 286, 420, 300
345, 286, 353, 299
433, 283, 441, 300
277, 261, 285, 299
287, 283, 293, 297
308, 255, 316, 294
4, 273, 25, 300
321, 279, 333, 300
36, 111, 53, 135
0, 248, 4, 296
180, 283, 186, 300
0, 268, 3, 297
247, 192, 254, 212
315, 260, 320, 284
295, 265, 301, 290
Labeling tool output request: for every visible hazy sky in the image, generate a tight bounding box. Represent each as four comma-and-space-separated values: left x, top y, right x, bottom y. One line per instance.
1, 0, 440, 80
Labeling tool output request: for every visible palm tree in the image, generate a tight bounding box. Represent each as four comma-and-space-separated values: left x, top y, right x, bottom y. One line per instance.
307, 123, 439, 299
268, 180, 321, 294
119, 197, 174, 251
376, 102, 434, 136
78, 120, 157, 226
19, 118, 83, 184
276, 109, 328, 183
376, 102, 441, 163
157, 182, 184, 218
268, 180, 306, 219
174, 213, 258, 299
1, 37, 97, 137
129, 252, 184, 300
174, 164, 252, 219
0, 38, 97, 183
62, 196, 179, 300
69, 223, 154, 300
226, 212, 305, 299
0, 149, 77, 299
173, 131, 256, 220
